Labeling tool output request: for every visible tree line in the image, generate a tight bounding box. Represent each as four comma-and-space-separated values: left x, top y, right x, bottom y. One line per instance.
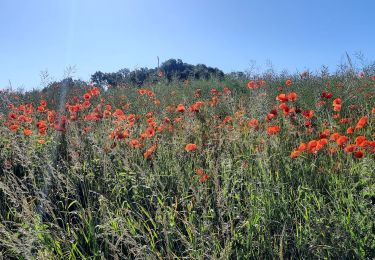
90, 59, 225, 87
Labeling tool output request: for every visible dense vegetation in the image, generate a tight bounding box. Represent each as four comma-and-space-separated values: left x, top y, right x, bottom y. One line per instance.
91, 58, 225, 87
0, 64, 374, 258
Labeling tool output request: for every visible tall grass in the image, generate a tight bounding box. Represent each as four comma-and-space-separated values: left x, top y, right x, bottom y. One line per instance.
0, 73, 374, 259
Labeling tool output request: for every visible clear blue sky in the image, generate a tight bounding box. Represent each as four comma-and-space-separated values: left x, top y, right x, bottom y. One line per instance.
1, 0, 374, 90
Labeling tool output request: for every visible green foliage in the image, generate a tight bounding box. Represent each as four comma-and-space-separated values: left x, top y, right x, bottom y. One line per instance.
90, 58, 225, 87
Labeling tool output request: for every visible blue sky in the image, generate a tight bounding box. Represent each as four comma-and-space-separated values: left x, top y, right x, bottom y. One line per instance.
1, 0, 374, 90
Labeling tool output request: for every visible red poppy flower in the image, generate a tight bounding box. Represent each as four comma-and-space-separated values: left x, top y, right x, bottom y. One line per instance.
285, 79, 292, 86
223, 87, 231, 94
320, 129, 330, 139
290, 150, 301, 158
297, 142, 307, 151
37, 139, 45, 145
248, 118, 259, 127
199, 174, 210, 183
287, 92, 297, 101
355, 136, 366, 146
195, 169, 205, 176
83, 93, 91, 100
344, 144, 356, 153
176, 104, 186, 113
277, 94, 289, 102
333, 98, 342, 112
267, 125, 281, 135
330, 132, 340, 140
9, 124, 19, 132
144, 143, 157, 159
346, 127, 354, 134
354, 150, 364, 158
307, 140, 318, 153
138, 89, 147, 95
302, 110, 314, 119
189, 101, 205, 112
129, 139, 142, 148
185, 143, 197, 152
355, 116, 368, 129
247, 81, 255, 89
336, 135, 349, 146
141, 127, 155, 139
23, 128, 33, 136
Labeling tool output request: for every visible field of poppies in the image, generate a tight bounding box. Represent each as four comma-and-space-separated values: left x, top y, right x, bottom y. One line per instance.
0, 72, 374, 258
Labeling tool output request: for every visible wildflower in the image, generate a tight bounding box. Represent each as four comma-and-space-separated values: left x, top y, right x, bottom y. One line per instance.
115, 129, 129, 139
302, 110, 314, 119
340, 118, 351, 124
144, 143, 157, 159
355, 136, 366, 146
320, 129, 330, 139
9, 112, 17, 119
129, 139, 142, 148
211, 88, 218, 95
90, 87, 100, 96
209, 96, 219, 106
330, 132, 340, 140
248, 118, 259, 127
189, 101, 205, 112
297, 142, 307, 151
23, 128, 33, 136
247, 81, 255, 89
285, 79, 292, 86
176, 104, 186, 113
307, 140, 318, 153
223, 86, 231, 94
185, 143, 197, 152
344, 144, 356, 153
82, 101, 91, 108
138, 89, 147, 95
103, 110, 112, 117
277, 94, 289, 102
290, 150, 301, 158
336, 135, 349, 146
288, 92, 297, 101
146, 90, 155, 97
113, 109, 124, 118
83, 93, 91, 100
354, 150, 364, 158
258, 79, 266, 86
199, 174, 209, 183
37, 105, 45, 112
346, 127, 354, 134
333, 98, 342, 112
319, 138, 328, 146
267, 125, 281, 135
37, 139, 45, 145
195, 169, 205, 176
321, 92, 333, 99
141, 127, 155, 139
355, 116, 368, 129
9, 124, 19, 132
223, 116, 233, 124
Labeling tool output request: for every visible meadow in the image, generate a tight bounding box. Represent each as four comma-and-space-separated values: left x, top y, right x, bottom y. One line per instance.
0, 71, 374, 259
